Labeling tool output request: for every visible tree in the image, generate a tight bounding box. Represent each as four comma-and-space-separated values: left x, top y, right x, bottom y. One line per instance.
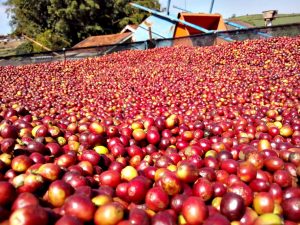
34, 30, 70, 52
47, 0, 160, 45
15, 41, 34, 55
5, 0, 50, 37
110, 0, 161, 30
47, 0, 104, 45
5, 0, 160, 49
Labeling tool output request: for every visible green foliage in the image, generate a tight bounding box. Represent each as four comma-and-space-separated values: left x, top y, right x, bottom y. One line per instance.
4, 0, 160, 47
15, 41, 33, 55
5, 0, 50, 36
112, 0, 161, 29
34, 30, 70, 52
47, 0, 104, 45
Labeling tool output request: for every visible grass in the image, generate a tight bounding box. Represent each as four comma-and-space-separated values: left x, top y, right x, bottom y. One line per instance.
232, 13, 300, 27
0, 48, 16, 57
0, 40, 23, 57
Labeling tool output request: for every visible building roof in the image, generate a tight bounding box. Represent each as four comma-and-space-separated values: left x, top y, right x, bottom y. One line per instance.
132, 15, 176, 42
120, 25, 139, 33
73, 32, 132, 48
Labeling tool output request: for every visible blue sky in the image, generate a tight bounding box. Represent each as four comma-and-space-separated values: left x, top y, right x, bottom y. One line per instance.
161, 0, 300, 17
1, 0, 300, 35
0, 0, 11, 35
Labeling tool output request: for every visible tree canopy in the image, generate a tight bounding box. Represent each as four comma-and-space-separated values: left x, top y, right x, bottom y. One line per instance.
4, 0, 160, 51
